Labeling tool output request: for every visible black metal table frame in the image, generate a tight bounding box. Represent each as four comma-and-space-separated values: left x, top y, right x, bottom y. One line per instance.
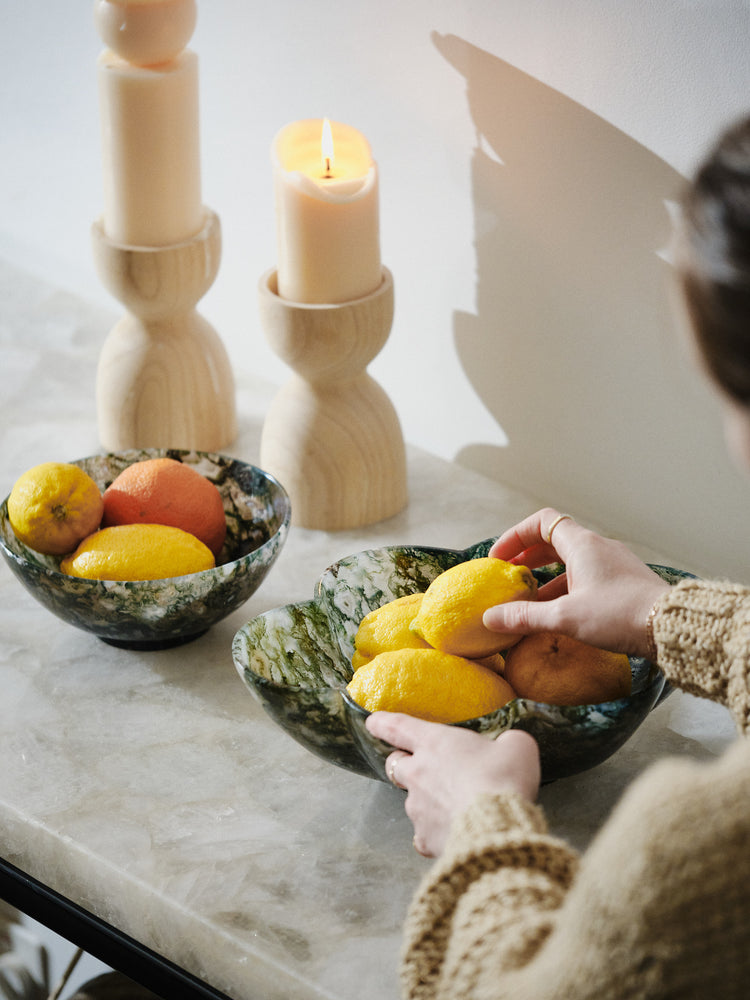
0, 857, 234, 1000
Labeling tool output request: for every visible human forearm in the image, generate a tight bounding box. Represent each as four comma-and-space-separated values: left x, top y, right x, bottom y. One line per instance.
400, 793, 579, 1000
403, 739, 750, 1000
652, 577, 750, 732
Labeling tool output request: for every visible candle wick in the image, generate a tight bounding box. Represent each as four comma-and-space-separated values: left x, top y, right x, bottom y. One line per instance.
323, 157, 333, 178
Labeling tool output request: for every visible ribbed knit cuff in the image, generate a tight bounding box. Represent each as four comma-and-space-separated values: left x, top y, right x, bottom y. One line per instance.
450, 792, 549, 844
434, 792, 579, 901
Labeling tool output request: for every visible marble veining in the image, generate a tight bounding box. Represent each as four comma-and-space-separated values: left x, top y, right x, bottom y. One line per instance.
0, 254, 738, 1000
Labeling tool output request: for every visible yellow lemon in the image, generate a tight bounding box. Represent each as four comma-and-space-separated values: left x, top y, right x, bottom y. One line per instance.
503, 632, 632, 706
60, 524, 215, 581
352, 593, 431, 669
346, 647, 516, 724
351, 651, 372, 670
411, 557, 537, 659
474, 652, 506, 674
8, 462, 104, 556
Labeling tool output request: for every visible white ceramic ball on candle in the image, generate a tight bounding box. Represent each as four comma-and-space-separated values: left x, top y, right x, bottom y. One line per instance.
94, 0, 197, 67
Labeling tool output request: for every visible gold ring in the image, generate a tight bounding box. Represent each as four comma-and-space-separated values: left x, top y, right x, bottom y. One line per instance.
388, 753, 411, 789
545, 513, 572, 545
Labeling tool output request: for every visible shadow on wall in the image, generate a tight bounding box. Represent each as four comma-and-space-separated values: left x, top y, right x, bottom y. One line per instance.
433, 33, 749, 581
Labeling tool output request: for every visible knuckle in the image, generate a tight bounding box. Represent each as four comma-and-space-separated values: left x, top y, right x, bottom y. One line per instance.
507, 599, 534, 631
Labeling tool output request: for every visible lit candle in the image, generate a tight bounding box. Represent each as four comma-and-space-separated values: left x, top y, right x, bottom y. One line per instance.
272, 119, 381, 304
95, 0, 203, 247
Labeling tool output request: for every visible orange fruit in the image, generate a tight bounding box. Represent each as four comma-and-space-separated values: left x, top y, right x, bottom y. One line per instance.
60, 523, 215, 580
346, 647, 516, 724
102, 458, 226, 557
7, 462, 104, 555
502, 632, 632, 706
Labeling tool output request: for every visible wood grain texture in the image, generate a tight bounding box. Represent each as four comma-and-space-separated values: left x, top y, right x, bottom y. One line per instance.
259, 268, 407, 530
92, 210, 237, 451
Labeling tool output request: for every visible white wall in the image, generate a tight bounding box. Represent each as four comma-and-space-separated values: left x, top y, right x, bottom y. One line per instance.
1, 2, 750, 580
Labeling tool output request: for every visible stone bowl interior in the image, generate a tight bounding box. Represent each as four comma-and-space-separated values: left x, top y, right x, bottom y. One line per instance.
232, 539, 689, 783
0, 448, 291, 649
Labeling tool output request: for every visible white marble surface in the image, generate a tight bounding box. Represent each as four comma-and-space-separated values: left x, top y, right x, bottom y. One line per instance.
0, 253, 738, 1000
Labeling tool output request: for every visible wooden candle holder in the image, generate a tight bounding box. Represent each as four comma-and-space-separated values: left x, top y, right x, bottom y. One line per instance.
259, 267, 408, 530
92, 209, 237, 452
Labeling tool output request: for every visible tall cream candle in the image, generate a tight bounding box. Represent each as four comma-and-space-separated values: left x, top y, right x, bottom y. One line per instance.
95, 0, 203, 247
272, 119, 381, 304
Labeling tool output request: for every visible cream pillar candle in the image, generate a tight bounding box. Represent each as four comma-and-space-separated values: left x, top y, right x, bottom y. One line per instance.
272, 119, 381, 304
95, 0, 203, 247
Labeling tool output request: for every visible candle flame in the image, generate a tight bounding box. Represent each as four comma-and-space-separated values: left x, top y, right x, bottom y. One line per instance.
321, 118, 335, 177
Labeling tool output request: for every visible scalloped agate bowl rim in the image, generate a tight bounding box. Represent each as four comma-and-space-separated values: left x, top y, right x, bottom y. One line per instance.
0, 448, 291, 649
232, 539, 692, 783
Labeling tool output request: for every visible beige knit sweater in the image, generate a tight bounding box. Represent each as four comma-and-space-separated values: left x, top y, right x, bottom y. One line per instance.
401, 578, 750, 999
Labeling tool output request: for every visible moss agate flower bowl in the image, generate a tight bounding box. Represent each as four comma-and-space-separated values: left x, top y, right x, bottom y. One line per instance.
233, 539, 690, 783
1, 449, 291, 649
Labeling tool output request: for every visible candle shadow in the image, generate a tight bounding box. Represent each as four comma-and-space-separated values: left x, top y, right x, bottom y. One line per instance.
431, 33, 743, 563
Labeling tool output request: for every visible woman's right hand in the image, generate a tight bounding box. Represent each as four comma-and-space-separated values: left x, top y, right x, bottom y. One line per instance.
483, 509, 671, 658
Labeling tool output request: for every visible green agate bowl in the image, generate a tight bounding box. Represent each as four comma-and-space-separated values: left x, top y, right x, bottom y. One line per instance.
233, 541, 690, 783
0, 449, 291, 649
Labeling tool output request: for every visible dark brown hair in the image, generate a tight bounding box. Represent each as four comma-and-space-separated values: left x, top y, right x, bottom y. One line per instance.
679, 115, 750, 404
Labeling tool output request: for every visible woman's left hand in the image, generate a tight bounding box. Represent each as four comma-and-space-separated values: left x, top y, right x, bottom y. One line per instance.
366, 711, 541, 857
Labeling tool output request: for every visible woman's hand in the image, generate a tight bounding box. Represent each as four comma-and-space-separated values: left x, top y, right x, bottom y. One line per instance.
484, 508, 671, 657
366, 711, 540, 858
364, 511, 668, 857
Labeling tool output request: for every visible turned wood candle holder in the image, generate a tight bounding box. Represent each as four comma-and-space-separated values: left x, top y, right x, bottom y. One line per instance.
92, 209, 237, 452
259, 267, 407, 530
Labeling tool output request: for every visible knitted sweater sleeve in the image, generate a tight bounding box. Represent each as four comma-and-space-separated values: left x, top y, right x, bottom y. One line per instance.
652, 576, 750, 733
400, 577, 750, 1000
400, 794, 580, 999
402, 739, 750, 1000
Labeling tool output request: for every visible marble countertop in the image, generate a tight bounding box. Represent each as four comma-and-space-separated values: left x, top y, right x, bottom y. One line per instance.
0, 253, 738, 1000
